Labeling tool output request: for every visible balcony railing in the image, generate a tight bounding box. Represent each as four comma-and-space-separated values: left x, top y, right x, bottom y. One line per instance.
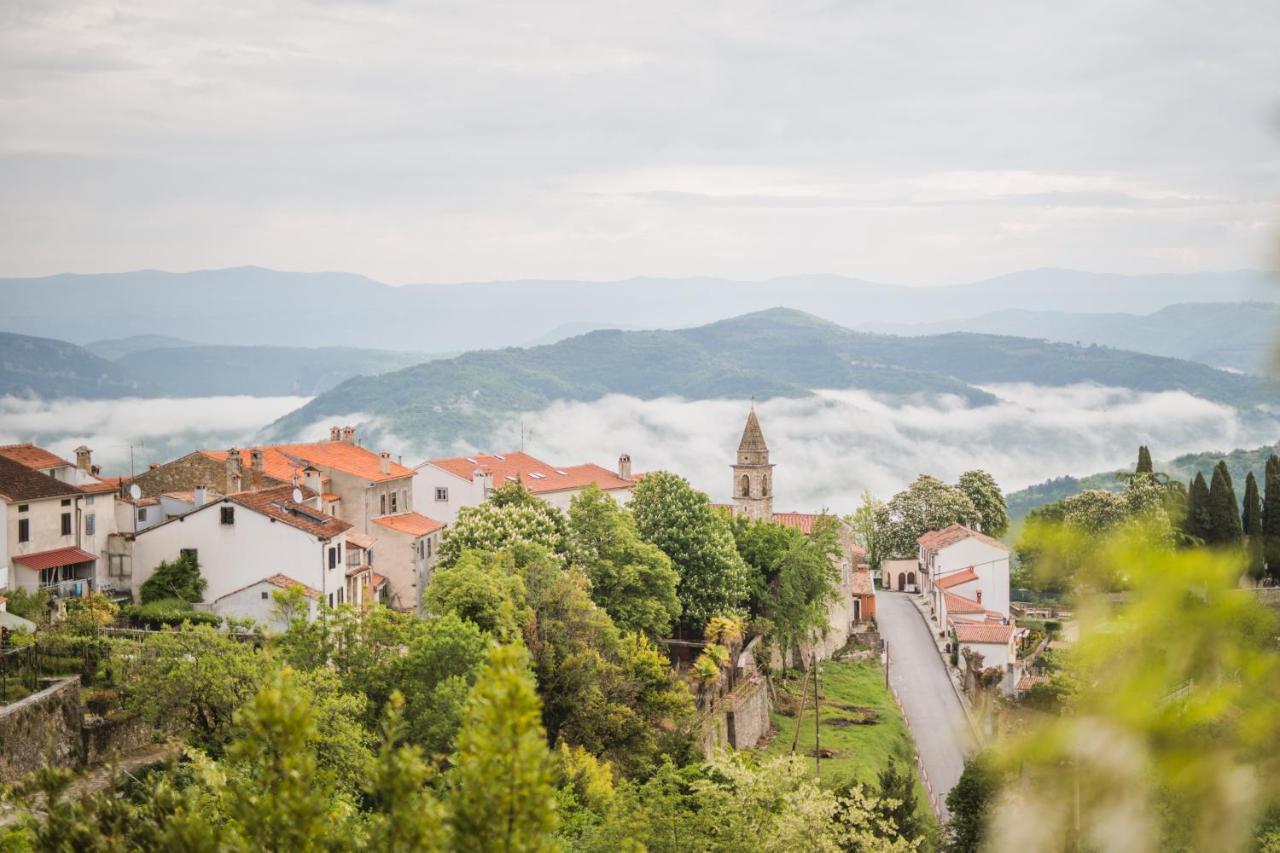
41, 577, 96, 599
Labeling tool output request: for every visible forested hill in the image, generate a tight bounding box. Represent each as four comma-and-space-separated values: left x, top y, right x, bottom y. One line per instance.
0, 332, 152, 398
268, 308, 1280, 452
1007, 443, 1280, 523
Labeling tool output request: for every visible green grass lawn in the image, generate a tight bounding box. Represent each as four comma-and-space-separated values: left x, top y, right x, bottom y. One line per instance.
759, 658, 937, 830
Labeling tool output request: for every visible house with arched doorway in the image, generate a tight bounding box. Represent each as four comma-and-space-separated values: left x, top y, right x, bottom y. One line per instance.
883, 557, 918, 592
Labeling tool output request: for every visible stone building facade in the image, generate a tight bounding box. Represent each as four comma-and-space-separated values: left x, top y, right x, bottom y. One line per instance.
731, 409, 774, 521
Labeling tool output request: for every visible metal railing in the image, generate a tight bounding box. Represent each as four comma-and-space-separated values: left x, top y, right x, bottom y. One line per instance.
40, 577, 97, 599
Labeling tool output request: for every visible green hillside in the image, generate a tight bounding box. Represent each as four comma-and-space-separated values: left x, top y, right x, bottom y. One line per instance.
269, 308, 1280, 452
0, 332, 152, 398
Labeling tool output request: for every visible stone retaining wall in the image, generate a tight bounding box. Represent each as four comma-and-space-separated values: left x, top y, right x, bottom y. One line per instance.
0, 678, 82, 782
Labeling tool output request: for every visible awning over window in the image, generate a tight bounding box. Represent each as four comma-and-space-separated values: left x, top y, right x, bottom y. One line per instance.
12, 547, 97, 570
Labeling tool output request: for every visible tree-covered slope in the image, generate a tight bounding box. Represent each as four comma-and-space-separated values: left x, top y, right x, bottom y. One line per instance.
0, 332, 152, 398
268, 308, 1280, 452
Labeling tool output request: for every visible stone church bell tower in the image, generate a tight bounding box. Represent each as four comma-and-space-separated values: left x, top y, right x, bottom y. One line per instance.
732, 408, 774, 521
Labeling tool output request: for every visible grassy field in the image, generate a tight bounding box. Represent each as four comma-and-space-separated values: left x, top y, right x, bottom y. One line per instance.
758, 657, 937, 827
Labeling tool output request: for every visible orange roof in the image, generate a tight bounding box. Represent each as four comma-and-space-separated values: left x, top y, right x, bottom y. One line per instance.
262, 574, 321, 600
935, 567, 979, 590
274, 442, 412, 483
346, 531, 374, 550
373, 512, 446, 538
954, 622, 1016, 644
200, 448, 306, 487
917, 523, 1011, 554
0, 443, 74, 470
851, 566, 875, 596
773, 512, 824, 535
944, 591, 987, 615
1017, 674, 1050, 691
371, 573, 388, 589
228, 486, 351, 539
427, 452, 632, 494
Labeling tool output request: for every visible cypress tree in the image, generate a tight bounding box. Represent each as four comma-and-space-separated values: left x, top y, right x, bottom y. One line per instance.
1184, 472, 1211, 541
1263, 455, 1280, 576
1206, 461, 1242, 545
1243, 471, 1264, 578
1136, 445, 1153, 475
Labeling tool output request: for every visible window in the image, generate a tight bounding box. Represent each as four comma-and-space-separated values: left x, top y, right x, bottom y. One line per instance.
18, 504, 28, 513
739, 474, 750, 497
61, 512, 72, 536
328, 547, 337, 569
220, 506, 235, 525
261, 591, 269, 600
337, 588, 344, 605
328, 593, 334, 608
85, 495, 94, 505
180, 548, 198, 565
18, 518, 29, 543
137, 508, 147, 522
435, 487, 448, 502
85, 513, 96, 536
336, 542, 342, 563
61, 498, 71, 507
426, 536, 433, 558
389, 492, 398, 513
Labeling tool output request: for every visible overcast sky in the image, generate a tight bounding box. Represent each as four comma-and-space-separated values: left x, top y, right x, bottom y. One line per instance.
2, 0, 1278, 285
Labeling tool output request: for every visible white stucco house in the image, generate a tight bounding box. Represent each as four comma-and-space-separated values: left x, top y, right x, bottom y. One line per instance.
413, 451, 635, 524
131, 484, 354, 626
918, 523, 1012, 625
953, 621, 1023, 694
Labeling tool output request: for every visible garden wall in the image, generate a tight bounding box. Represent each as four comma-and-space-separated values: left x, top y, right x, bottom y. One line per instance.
0, 678, 82, 782
701, 673, 772, 756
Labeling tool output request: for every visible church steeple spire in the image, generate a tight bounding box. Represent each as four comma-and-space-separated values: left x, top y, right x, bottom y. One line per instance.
732, 407, 774, 521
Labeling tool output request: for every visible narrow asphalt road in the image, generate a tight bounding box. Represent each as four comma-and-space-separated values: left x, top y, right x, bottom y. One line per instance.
876, 591, 973, 819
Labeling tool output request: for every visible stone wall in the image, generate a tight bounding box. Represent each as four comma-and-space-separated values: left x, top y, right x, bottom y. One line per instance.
83, 714, 152, 765
0, 678, 82, 782
701, 673, 772, 756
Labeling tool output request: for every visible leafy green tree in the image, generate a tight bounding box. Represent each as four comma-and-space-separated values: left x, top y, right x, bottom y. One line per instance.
567, 484, 681, 638
873, 759, 924, 842
629, 471, 749, 635
424, 549, 529, 639
729, 513, 805, 616
363, 693, 448, 852
449, 644, 559, 852
1206, 460, 1243, 545
1060, 489, 1129, 533
1264, 455, 1280, 578
1136, 445, 1154, 474
957, 470, 1009, 538
1185, 471, 1212, 541
125, 625, 269, 751
848, 489, 888, 571
1244, 471, 1265, 578
63, 590, 118, 632
140, 553, 207, 604
438, 491, 565, 568
879, 475, 979, 558
769, 517, 841, 669
944, 753, 999, 853
399, 611, 491, 756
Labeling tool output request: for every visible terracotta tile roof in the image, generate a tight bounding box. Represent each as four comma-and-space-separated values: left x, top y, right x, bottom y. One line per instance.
1017, 674, 1050, 691
773, 512, 822, 535
0, 456, 84, 503
12, 546, 98, 570
918, 523, 1011, 554
954, 622, 1016, 644
373, 512, 446, 537
0, 443, 74, 470
944, 591, 987, 615
427, 452, 632, 494
227, 486, 352, 539
935, 567, 979, 590
371, 573, 388, 590
346, 531, 374, 550
162, 489, 222, 503
273, 442, 412, 483
78, 480, 119, 495
200, 448, 306, 487
850, 567, 875, 596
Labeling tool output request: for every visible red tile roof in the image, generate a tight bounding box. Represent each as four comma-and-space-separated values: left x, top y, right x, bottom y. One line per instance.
78, 480, 118, 495
0, 443, 74, 470
274, 442, 412, 483
954, 622, 1016, 644
918, 523, 1011, 554
346, 531, 374, 550
935, 567, 979, 590
427, 451, 632, 494
200, 448, 308, 487
12, 546, 98, 570
371, 573, 388, 590
850, 567, 875, 596
944, 591, 987, 615
0, 456, 84, 503
262, 574, 321, 600
773, 512, 823, 535
373, 512, 446, 537
1017, 674, 1050, 691
227, 486, 352, 539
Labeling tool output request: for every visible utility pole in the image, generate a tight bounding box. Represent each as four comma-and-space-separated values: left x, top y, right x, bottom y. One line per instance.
813, 652, 821, 778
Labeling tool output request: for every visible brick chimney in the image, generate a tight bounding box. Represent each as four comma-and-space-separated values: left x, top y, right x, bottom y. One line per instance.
379, 451, 391, 476
329, 425, 341, 442
74, 445, 92, 472
341, 425, 355, 444
226, 448, 243, 493
249, 448, 264, 489
617, 453, 632, 480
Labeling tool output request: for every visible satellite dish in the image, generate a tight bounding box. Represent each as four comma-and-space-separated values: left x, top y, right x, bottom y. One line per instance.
129, 484, 141, 500
291, 488, 304, 504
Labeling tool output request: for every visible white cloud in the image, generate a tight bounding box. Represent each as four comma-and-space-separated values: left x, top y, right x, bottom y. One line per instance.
492, 385, 1271, 514
0, 395, 309, 474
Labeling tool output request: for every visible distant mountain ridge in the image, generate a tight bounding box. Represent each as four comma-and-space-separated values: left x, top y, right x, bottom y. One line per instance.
266, 307, 1280, 454
1, 266, 1273, 353
867, 302, 1280, 374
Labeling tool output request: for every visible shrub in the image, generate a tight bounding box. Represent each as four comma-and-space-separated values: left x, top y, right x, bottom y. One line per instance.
122, 598, 221, 630
139, 555, 206, 604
